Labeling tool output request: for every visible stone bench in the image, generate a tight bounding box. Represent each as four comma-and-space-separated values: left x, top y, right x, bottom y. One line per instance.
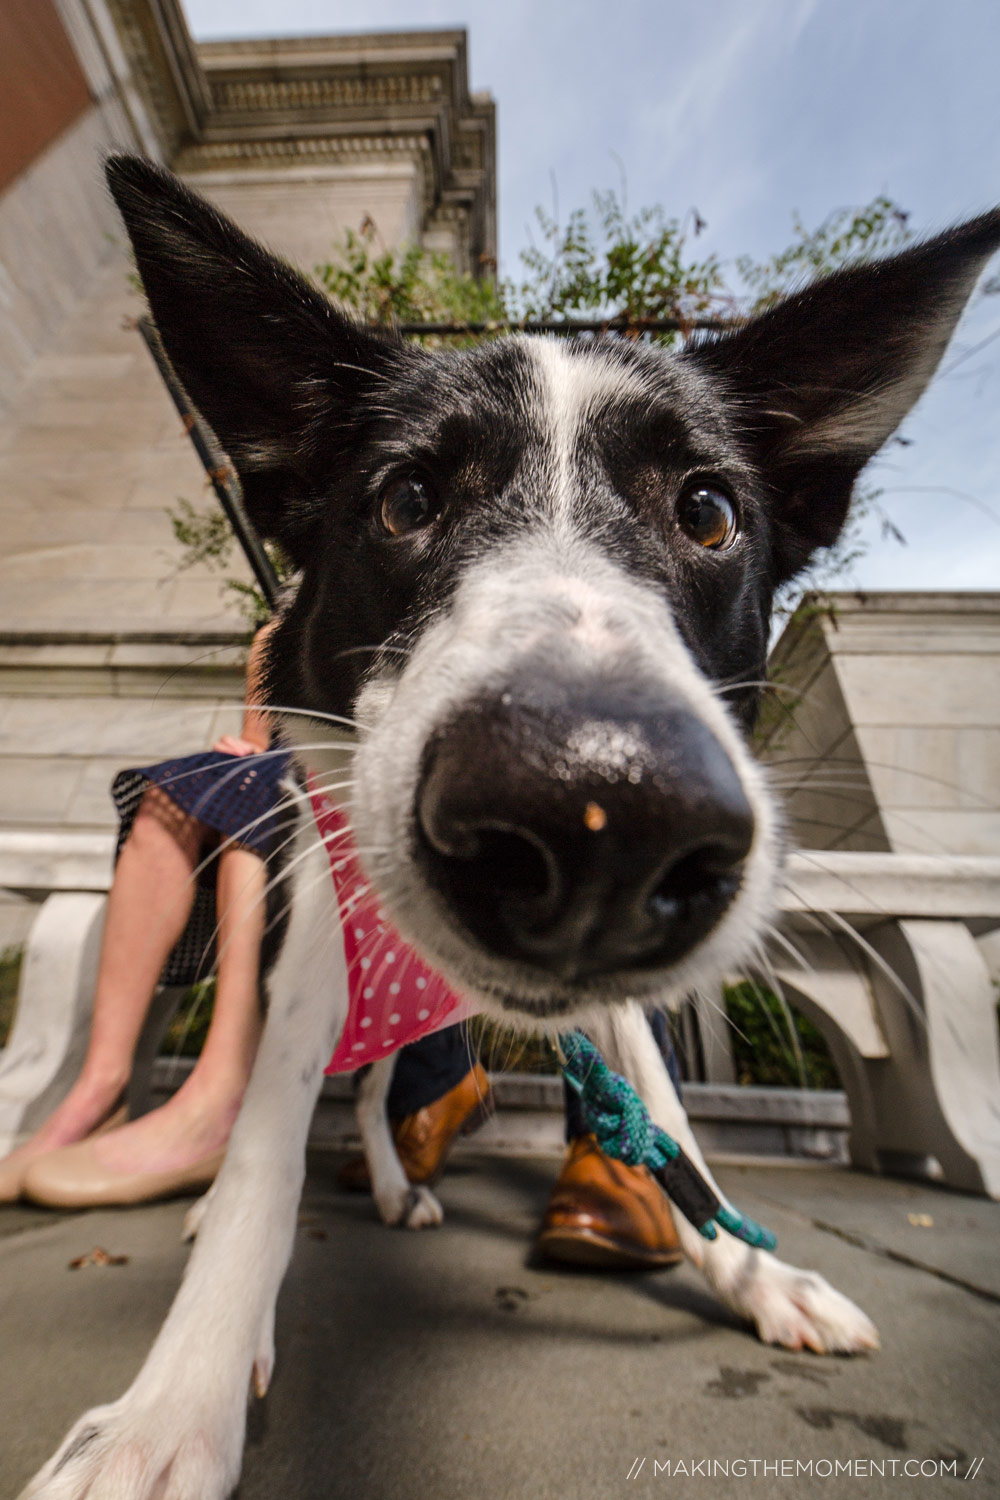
0, 830, 184, 1150
765, 852, 1000, 1197
2, 833, 999, 1194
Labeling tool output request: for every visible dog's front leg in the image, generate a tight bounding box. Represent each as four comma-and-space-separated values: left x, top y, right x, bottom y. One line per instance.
19, 835, 347, 1500
589, 1001, 879, 1355
355, 1055, 444, 1228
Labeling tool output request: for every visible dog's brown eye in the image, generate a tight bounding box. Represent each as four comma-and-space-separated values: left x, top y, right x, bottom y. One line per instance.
380, 476, 438, 537
676, 486, 737, 549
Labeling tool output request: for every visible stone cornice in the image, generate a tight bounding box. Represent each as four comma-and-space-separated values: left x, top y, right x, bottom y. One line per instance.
102, 12, 496, 266
768, 589, 1000, 681
195, 30, 495, 266
172, 134, 439, 224
103, 0, 210, 156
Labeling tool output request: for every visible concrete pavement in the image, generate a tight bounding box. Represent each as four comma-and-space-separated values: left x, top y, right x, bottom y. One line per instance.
2, 1154, 998, 1499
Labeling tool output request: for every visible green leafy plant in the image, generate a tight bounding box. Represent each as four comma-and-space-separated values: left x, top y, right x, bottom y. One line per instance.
313, 193, 729, 337
167, 497, 292, 628
0, 945, 22, 1049
737, 195, 911, 311
470, 982, 841, 1089
515, 192, 727, 332
723, 979, 840, 1090
315, 217, 505, 331
168, 496, 234, 568
160, 977, 216, 1058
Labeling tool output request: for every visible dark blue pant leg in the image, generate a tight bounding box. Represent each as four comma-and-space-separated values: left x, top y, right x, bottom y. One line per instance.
386, 1023, 475, 1119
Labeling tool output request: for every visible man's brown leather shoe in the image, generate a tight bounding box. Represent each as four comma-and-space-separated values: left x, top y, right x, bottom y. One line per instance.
537, 1133, 684, 1270
338, 1062, 492, 1191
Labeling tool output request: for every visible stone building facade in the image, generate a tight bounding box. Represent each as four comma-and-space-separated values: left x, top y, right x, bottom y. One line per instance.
0, 0, 496, 632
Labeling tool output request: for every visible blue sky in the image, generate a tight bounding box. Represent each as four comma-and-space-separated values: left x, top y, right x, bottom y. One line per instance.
183, 0, 1000, 593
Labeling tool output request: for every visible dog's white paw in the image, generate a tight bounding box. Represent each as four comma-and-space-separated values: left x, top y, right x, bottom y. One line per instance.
17, 1391, 244, 1500
728, 1255, 879, 1354
374, 1182, 444, 1229
402, 1184, 445, 1229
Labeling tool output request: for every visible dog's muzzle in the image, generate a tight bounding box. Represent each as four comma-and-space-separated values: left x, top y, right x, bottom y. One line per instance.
414, 675, 754, 982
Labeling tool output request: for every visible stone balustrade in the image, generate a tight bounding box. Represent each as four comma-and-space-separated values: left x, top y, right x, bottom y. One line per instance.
3, 839, 998, 1194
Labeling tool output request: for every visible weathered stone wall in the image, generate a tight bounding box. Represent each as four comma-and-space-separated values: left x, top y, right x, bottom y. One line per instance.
0, 259, 247, 634
0, 103, 136, 419
759, 594, 1000, 857
186, 162, 425, 273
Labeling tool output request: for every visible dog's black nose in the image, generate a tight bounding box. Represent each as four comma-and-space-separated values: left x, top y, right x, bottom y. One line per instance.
415, 680, 754, 979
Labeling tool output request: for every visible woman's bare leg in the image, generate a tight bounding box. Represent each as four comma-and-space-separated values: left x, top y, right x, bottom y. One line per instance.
2, 787, 203, 1169
188, 844, 266, 1104
75, 842, 266, 1176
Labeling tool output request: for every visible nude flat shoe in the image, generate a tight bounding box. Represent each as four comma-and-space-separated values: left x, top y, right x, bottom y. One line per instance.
0, 1151, 31, 1205
21, 1137, 226, 1210
0, 1104, 128, 1206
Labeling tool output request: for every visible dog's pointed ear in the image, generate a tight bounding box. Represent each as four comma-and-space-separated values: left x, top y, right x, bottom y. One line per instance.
685, 211, 1000, 583
105, 154, 408, 559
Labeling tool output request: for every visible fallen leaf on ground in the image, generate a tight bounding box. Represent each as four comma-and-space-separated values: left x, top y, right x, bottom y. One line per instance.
69, 1246, 129, 1269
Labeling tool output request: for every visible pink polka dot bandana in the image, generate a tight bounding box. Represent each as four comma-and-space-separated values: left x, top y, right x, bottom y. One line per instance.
310, 788, 476, 1072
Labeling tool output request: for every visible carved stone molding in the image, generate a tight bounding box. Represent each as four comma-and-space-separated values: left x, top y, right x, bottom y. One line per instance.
174, 133, 438, 221
176, 135, 433, 166
209, 73, 447, 115
103, 0, 209, 156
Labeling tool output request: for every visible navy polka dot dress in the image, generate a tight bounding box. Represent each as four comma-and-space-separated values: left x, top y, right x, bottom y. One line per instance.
111, 747, 293, 986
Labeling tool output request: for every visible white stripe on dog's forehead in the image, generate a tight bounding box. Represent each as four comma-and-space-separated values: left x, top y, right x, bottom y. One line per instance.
527, 338, 651, 505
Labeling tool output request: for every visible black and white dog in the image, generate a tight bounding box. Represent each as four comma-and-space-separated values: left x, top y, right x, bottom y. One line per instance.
20, 158, 1000, 1499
